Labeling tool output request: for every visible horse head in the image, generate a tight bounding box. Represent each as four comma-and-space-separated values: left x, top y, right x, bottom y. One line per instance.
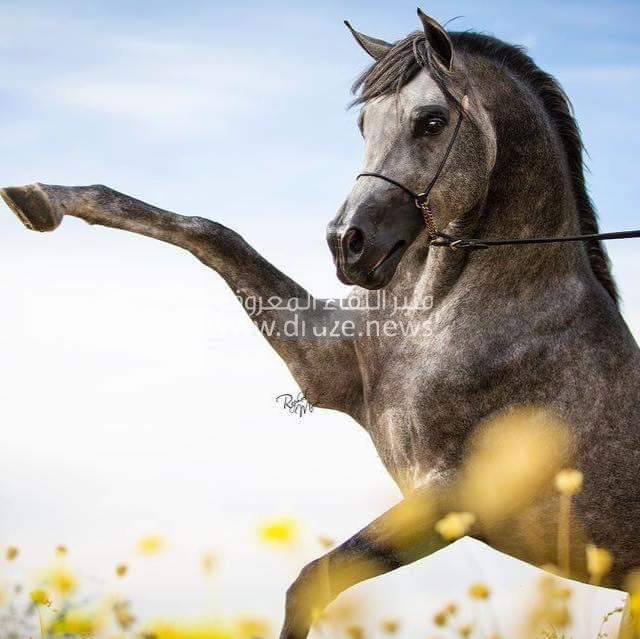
328, 9, 496, 289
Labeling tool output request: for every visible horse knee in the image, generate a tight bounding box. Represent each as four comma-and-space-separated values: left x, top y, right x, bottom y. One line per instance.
187, 216, 222, 241
285, 558, 331, 621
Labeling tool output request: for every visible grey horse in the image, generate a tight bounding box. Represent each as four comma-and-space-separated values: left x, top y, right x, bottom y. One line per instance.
3, 9, 640, 638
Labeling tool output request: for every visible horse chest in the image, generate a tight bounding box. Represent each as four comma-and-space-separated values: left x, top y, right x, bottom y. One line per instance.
356, 312, 541, 491
358, 330, 468, 491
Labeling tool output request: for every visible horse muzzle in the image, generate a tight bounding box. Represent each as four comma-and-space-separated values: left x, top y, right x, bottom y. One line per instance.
327, 199, 423, 289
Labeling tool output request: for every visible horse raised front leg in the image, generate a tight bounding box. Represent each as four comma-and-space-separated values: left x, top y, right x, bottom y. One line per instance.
280, 486, 454, 639
1, 183, 361, 413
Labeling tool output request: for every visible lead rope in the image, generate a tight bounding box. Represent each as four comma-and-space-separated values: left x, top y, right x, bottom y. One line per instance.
357, 94, 640, 251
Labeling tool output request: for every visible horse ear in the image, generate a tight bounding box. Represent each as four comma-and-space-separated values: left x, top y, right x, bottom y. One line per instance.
344, 20, 392, 61
417, 8, 454, 70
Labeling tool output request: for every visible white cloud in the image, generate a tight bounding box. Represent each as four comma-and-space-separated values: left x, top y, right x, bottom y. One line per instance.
46, 39, 303, 135
0, 8, 323, 138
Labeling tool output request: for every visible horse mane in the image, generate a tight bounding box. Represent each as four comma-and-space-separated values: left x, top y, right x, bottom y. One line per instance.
352, 30, 619, 305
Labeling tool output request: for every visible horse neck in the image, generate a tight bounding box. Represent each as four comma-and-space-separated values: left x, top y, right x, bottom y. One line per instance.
391, 68, 594, 307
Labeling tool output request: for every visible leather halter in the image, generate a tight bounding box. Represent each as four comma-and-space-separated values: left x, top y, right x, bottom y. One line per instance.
356, 95, 640, 251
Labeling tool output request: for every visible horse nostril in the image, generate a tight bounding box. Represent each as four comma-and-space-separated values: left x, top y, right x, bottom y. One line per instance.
345, 227, 364, 257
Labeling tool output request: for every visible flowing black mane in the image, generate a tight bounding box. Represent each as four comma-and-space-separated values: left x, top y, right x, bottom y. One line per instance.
352, 30, 618, 304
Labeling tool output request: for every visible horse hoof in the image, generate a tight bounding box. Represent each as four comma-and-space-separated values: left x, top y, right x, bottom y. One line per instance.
1, 183, 62, 232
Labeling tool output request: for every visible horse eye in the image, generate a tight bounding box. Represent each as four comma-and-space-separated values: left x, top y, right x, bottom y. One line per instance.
416, 116, 446, 136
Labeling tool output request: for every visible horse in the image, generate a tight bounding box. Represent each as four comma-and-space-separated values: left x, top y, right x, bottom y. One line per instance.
3, 9, 640, 638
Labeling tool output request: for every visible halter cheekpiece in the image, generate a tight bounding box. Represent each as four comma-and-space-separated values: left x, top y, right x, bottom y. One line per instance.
356, 95, 640, 251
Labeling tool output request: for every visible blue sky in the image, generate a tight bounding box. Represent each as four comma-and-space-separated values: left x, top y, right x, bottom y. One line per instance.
2, 0, 640, 235
0, 1, 638, 631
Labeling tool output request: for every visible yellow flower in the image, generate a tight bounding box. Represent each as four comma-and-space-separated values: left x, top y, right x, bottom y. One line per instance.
55, 545, 67, 557
380, 618, 399, 634
554, 468, 583, 496
556, 585, 572, 600
627, 571, 640, 632
458, 623, 473, 638
30, 589, 51, 606
257, 517, 299, 546
586, 544, 613, 584
549, 605, 571, 628
458, 408, 571, 525
113, 599, 135, 630
318, 535, 335, 549
116, 563, 129, 578
445, 602, 458, 615
435, 512, 476, 541
523, 576, 575, 636
46, 566, 77, 596
433, 610, 448, 626
234, 614, 271, 639
137, 534, 166, 555
201, 551, 217, 574
468, 581, 490, 600
143, 619, 235, 639
48, 609, 99, 636
346, 624, 365, 639
5, 546, 18, 561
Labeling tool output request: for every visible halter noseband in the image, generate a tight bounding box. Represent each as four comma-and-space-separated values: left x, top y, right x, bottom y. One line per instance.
355, 95, 640, 251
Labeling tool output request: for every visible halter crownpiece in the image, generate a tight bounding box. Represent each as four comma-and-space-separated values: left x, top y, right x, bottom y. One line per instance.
356, 93, 640, 251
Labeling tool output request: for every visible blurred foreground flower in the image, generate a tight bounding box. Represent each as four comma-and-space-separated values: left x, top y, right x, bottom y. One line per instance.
116, 562, 129, 578
468, 582, 490, 600
318, 535, 335, 549
137, 534, 166, 556
44, 565, 77, 596
143, 619, 238, 639
113, 598, 136, 630
585, 544, 612, 585
258, 517, 299, 547
30, 588, 51, 606
458, 407, 570, 525
5, 546, 18, 561
48, 608, 101, 636
346, 624, 364, 639
380, 618, 399, 634
234, 614, 271, 639
433, 608, 449, 626
435, 512, 475, 541
626, 570, 640, 634
520, 575, 572, 636
201, 551, 217, 574
554, 469, 583, 496
554, 468, 583, 576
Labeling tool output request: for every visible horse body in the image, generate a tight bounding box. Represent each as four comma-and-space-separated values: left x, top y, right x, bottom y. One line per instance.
3, 11, 640, 637
344, 35, 640, 580
354, 242, 640, 572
